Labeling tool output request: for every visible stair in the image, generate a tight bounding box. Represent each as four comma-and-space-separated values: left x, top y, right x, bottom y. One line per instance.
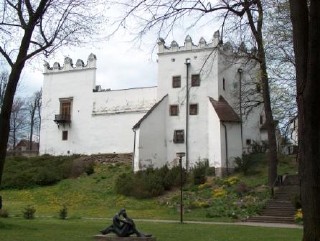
246, 175, 300, 224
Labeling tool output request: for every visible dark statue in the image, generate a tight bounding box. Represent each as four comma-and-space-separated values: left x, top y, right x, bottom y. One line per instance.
100, 209, 151, 237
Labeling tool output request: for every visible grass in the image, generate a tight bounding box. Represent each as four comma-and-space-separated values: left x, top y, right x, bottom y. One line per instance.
0, 153, 298, 221
0, 154, 301, 240
0, 217, 302, 241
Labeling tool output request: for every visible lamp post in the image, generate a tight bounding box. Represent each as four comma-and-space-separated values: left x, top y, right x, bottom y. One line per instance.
238, 68, 243, 150
185, 58, 190, 171
176, 152, 185, 224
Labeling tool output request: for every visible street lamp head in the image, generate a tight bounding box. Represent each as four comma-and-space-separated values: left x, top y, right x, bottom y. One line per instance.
238, 68, 243, 73
176, 152, 186, 158
185, 58, 191, 65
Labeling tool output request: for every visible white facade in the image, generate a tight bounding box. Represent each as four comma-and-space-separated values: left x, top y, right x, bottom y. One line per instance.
40, 54, 157, 155
133, 32, 266, 174
40, 31, 266, 175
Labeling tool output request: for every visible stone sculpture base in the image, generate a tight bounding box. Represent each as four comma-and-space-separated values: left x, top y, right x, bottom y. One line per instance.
94, 235, 156, 241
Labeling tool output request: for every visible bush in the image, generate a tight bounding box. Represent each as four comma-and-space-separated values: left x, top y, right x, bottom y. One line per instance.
23, 205, 36, 219
59, 205, 68, 220
115, 165, 186, 199
0, 209, 9, 218
192, 161, 208, 185
115, 173, 134, 196
234, 154, 254, 175
235, 182, 250, 196
1, 155, 90, 189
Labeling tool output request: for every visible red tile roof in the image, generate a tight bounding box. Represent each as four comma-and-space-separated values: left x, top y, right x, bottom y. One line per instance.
209, 96, 241, 122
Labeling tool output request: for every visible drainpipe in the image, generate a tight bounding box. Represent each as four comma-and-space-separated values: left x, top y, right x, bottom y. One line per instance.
222, 122, 229, 175
185, 58, 191, 171
238, 68, 243, 151
132, 129, 137, 171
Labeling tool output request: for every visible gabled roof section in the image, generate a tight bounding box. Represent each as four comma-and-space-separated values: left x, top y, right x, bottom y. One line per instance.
209, 96, 241, 122
133, 95, 168, 130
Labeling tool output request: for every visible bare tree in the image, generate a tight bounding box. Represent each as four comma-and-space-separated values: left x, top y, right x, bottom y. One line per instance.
115, 0, 278, 186
9, 98, 27, 148
0, 71, 8, 110
0, 0, 107, 186
27, 90, 42, 150
265, 0, 297, 137
289, 0, 320, 240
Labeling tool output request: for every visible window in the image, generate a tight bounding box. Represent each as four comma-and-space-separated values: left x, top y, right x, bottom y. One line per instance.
246, 139, 252, 145
59, 98, 72, 121
189, 104, 198, 115
170, 105, 179, 116
62, 131, 68, 141
191, 74, 200, 86
223, 78, 226, 90
173, 130, 184, 143
260, 115, 264, 125
172, 76, 181, 88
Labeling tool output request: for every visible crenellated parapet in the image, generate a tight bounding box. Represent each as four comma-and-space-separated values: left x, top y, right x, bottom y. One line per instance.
157, 30, 256, 56
43, 53, 97, 73
158, 30, 222, 54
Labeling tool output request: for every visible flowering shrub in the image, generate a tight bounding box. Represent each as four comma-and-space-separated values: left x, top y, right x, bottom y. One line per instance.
295, 209, 303, 223
189, 200, 210, 209
198, 182, 212, 190
212, 188, 227, 198
224, 176, 240, 186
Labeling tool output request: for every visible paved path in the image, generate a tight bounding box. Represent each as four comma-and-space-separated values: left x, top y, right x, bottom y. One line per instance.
84, 217, 302, 229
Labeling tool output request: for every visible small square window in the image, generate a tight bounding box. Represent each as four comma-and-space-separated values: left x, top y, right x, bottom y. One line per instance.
173, 130, 184, 143
170, 105, 179, 116
260, 115, 264, 125
189, 104, 198, 115
172, 76, 181, 88
191, 74, 200, 86
62, 131, 68, 141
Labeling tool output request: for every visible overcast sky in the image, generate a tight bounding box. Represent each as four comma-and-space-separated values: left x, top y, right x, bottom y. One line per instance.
17, 7, 220, 97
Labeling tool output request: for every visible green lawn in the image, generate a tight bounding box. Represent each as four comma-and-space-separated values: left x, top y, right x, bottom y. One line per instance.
0, 218, 302, 241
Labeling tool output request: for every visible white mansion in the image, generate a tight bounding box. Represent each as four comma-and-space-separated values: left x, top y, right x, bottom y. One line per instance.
40, 31, 267, 175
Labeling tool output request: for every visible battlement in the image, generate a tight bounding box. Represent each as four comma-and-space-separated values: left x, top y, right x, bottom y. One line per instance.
43, 53, 97, 73
158, 30, 221, 54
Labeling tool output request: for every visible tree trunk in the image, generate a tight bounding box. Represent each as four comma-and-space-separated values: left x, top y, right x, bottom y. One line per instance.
0, 64, 25, 185
29, 105, 36, 151
290, 0, 320, 240
245, 0, 278, 186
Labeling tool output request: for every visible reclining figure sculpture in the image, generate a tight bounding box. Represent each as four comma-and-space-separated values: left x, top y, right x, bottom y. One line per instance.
100, 208, 151, 237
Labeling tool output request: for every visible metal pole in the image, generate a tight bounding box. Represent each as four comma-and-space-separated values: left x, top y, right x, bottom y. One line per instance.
238, 68, 243, 150
185, 59, 190, 171
179, 156, 183, 224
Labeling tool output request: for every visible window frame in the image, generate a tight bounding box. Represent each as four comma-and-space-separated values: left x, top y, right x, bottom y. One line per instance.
173, 130, 185, 143
191, 74, 200, 87
172, 76, 181, 88
62, 131, 68, 141
189, 104, 199, 115
169, 105, 179, 116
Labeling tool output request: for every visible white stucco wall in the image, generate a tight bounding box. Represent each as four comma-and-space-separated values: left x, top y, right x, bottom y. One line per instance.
220, 122, 242, 169
40, 56, 157, 155
134, 96, 168, 170
208, 100, 222, 167
40, 66, 96, 155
